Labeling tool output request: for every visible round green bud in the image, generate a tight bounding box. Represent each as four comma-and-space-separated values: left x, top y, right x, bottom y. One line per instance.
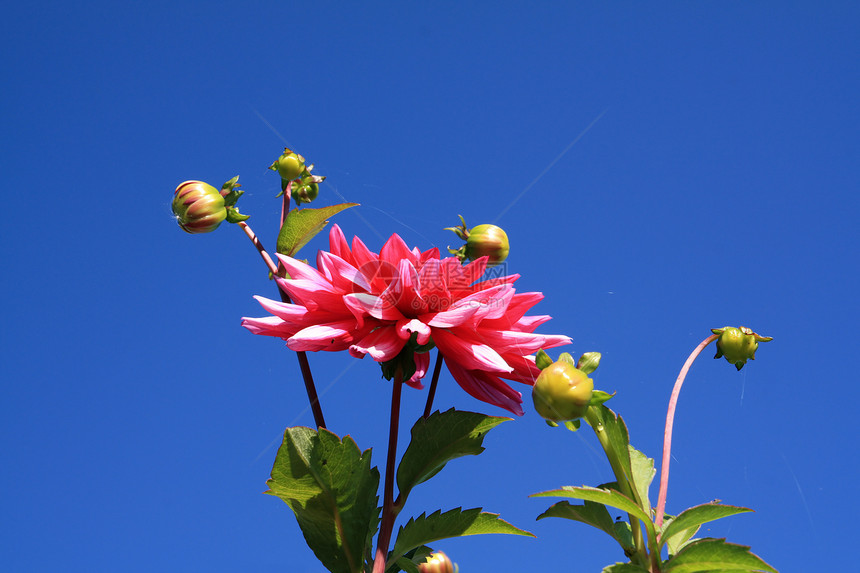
716, 327, 758, 370
294, 182, 319, 204
418, 551, 456, 573
532, 360, 594, 421
271, 150, 305, 181
465, 224, 509, 266
172, 180, 227, 234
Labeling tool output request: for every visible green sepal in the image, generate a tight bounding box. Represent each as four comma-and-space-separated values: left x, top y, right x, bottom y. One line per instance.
535, 349, 553, 370
588, 390, 615, 406
396, 409, 509, 504
225, 206, 250, 223
265, 427, 380, 573
276, 202, 359, 257
545, 419, 559, 427
563, 419, 581, 432
662, 538, 777, 573
388, 508, 533, 567
577, 352, 601, 374
220, 175, 242, 206
558, 352, 577, 366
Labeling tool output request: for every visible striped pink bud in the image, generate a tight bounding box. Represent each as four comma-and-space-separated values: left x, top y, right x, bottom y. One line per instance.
172, 180, 227, 234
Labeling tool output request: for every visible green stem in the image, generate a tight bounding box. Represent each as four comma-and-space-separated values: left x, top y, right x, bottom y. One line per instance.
584, 407, 648, 568
654, 334, 718, 531
372, 374, 404, 573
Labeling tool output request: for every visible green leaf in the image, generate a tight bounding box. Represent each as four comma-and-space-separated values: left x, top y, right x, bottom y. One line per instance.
663, 538, 778, 572
387, 546, 433, 573
628, 446, 655, 514
603, 562, 652, 572
660, 503, 753, 552
396, 409, 509, 503
265, 427, 380, 573
537, 500, 617, 543
389, 508, 533, 564
531, 486, 655, 540
276, 203, 358, 257
586, 405, 633, 491
577, 351, 601, 374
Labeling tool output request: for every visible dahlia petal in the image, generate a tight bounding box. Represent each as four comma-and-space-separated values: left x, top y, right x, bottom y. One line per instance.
275, 254, 329, 285
475, 330, 572, 355
277, 279, 346, 312
396, 318, 431, 344
416, 258, 452, 312
445, 359, 524, 415
344, 292, 406, 321
317, 251, 371, 293
241, 316, 294, 337
433, 328, 513, 373
389, 259, 428, 315
498, 353, 542, 385
349, 326, 407, 361
406, 351, 430, 389
287, 320, 361, 352
379, 233, 417, 267
425, 303, 480, 328
328, 224, 354, 264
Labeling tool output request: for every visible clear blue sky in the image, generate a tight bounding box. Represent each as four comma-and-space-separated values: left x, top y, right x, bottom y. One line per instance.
2, 2, 858, 571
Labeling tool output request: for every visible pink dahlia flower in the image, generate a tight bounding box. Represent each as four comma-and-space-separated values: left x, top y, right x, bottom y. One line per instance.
241, 225, 570, 415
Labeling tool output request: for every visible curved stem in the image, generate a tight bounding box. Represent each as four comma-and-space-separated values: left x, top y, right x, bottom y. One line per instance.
422, 352, 445, 419
373, 374, 404, 573
654, 334, 718, 530
237, 221, 279, 276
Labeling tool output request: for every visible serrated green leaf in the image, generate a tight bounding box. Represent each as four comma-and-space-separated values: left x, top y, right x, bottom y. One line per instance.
386, 546, 433, 573
663, 538, 778, 573
531, 486, 655, 540
577, 351, 601, 374
537, 500, 617, 542
660, 503, 753, 552
602, 562, 652, 572
628, 446, 655, 514
661, 514, 700, 557
265, 427, 380, 573
389, 508, 533, 564
276, 203, 358, 257
394, 557, 421, 573
396, 409, 509, 503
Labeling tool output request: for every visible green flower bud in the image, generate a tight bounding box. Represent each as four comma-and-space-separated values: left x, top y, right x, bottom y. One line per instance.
465, 224, 509, 266
419, 551, 457, 573
445, 215, 510, 267
172, 180, 227, 234
712, 326, 773, 371
269, 148, 305, 181
293, 181, 319, 204
532, 360, 594, 421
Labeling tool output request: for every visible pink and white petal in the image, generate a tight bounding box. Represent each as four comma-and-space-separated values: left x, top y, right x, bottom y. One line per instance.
241, 315, 294, 337
416, 258, 452, 311
277, 279, 346, 312
497, 353, 542, 385
349, 326, 407, 361
405, 351, 430, 389
379, 233, 418, 267
445, 359, 524, 416
474, 329, 572, 355
424, 302, 480, 328
388, 259, 428, 315
344, 292, 406, 322
461, 256, 489, 285
467, 274, 520, 294
396, 318, 431, 344
328, 224, 354, 265
287, 320, 360, 352
317, 251, 371, 293
433, 328, 513, 373
274, 254, 329, 286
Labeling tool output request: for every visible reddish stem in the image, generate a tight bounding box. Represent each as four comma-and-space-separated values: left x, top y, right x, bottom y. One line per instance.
372, 374, 404, 573
654, 334, 718, 530
238, 221, 279, 276
422, 351, 445, 419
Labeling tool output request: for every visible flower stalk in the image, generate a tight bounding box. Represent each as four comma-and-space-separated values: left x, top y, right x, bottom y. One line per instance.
422, 352, 445, 419
654, 334, 719, 530
373, 373, 404, 573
